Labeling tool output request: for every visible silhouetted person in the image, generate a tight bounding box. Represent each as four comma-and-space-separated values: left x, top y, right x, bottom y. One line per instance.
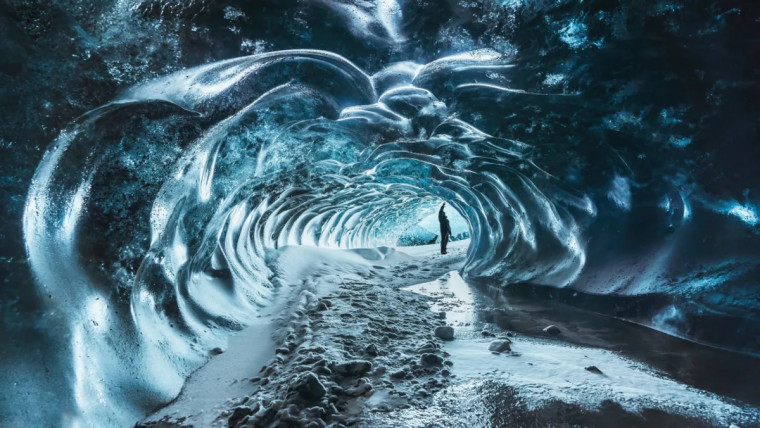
439, 202, 452, 254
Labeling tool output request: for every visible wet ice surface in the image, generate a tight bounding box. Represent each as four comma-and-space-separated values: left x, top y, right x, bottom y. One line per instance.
384, 267, 760, 427
143, 241, 759, 427
402, 271, 475, 326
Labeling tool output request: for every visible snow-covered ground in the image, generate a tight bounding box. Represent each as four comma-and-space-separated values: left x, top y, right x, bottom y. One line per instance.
141, 240, 760, 427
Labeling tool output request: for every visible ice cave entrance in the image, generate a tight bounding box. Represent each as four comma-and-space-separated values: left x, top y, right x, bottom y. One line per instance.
394, 198, 469, 247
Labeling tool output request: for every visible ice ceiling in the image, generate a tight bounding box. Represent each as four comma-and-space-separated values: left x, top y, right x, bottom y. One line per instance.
3, 0, 759, 426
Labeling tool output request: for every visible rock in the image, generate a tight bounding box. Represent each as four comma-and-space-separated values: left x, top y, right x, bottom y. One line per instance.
228, 405, 254, 426
481, 330, 495, 337
333, 360, 372, 377
435, 326, 455, 341
317, 301, 329, 311
420, 353, 443, 366
343, 378, 373, 397
294, 373, 326, 400
365, 344, 379, 356
488, 340, 512, 354
210, 347, 223, 355
543, 325, 561, 335
585, 365, 604, 375
417, 341, 438, 353
389, 369, 407, 379
312, 366, 331, 376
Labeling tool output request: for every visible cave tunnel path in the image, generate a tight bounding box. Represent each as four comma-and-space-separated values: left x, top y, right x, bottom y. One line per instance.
142, 239, 759, 427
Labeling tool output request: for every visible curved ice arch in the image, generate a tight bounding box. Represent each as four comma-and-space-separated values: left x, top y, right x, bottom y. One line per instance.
29, 48, 741, 425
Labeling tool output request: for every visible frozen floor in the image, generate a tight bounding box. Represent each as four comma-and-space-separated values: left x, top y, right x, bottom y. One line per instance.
142, 240, 760, 427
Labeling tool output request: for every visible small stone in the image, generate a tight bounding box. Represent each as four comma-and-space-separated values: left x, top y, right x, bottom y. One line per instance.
417, 341, 438, 353
420, 353, 443, 366
488, 340, 512, 354
389, 369, 407, 379
295, 372, 326, 400
228, 406, 254, 426
317, 301, 329, 311
435, 326, 455, 341
543, 325, 561, 335
333, 360, 372, 377
344, 378, 373, 397
585, 365, 604, 375
365, 344, 379, 356
210, 347, 223, 355
481, 330, 495, 337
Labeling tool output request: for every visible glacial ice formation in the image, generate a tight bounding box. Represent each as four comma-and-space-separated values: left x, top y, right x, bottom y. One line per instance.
21, 46, 757, 425
2, 0, 759, 426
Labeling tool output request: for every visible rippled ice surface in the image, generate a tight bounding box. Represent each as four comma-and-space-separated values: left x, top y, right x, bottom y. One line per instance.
2, 0, 759, 426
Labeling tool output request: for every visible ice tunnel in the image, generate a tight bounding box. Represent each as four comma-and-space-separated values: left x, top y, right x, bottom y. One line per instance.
2, 0, 759, 426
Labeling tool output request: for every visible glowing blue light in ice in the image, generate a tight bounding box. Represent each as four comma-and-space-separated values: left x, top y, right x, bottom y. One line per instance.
558, 20, 588, 49
669, 136, 692, 148
726, 203, 759, 226
682, 195, 691, 219
607, 175, 631, 210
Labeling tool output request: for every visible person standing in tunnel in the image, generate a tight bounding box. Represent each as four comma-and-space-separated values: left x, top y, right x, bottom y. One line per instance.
439, 202, 452, 254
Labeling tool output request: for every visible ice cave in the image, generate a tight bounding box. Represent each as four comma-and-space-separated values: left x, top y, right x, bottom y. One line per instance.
1, 0, 759, 426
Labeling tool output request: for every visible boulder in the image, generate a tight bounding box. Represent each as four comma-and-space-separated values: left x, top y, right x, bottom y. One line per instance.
435, 326, 455, 341
420, 353, 444, 366
365, 344, 379, 356
333, 360, 372, 377
294, 373, 326, 400
488, 340, 512, 353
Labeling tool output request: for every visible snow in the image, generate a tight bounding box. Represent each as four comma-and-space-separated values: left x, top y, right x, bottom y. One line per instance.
142, 240, 759, 427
